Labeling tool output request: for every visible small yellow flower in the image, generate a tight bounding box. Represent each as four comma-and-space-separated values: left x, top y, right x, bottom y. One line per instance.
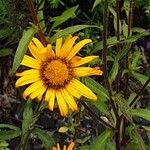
16, 35, 103, 116
52, 142, 75, 150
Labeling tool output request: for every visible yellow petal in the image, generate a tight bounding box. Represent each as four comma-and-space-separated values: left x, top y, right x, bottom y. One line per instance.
63, 145, 67, 150
23, 80, 43, 99
71, 56, 99, 67
55, 37, 63, 56
28, 42, 42, 61
64, 35, 72, 44
45, 89, 55, 111
66, 83, 81, 99
67, 142, 75, 150
67, 39, 92, 60
57, 143, 60, 150
74, 67, 103, 77
15, 74, 40, 87
47, 44, 55, 56
30, 85, 46, 100
16, 69, 39, 76
71, 79, 97, 100
59, 36, 78, 57
61, 89, 78, 111
21, 55, 40, 69
32, 37, 44, 49
56, 90, 68, 117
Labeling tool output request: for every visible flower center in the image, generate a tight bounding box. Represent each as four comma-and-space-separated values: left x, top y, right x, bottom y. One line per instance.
40, 58, 74, 89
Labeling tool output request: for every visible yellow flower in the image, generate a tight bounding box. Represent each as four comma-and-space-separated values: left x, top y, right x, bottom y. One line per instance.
16, 35, 103, 116
52, 142, 75, 150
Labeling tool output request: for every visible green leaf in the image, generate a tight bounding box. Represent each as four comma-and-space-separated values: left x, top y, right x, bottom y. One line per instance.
22, 100, 33, 135
0, 48, 13, 57
127, 125, 146, 150
11, 26, 36, 74
37, 0, 45, 31
132, 27, 146, 33
51, 5, 78, 30
109, 6, 121, 33
0, 28, 14, 39
76, 136, 91, 144
109, 61, 119, 85
131, 72, 150, 92
93, 36, 119, 53
49, 25, 99, 43
89, 129, 112, 150
84, 77, 109, 99
0, 130, 21, 140
116, 43, 131, 61
33, 128, 54, 150
58, 126, 69, 133
113, 94, 133, 122
122, 21, 128, 38
92, 0, 102, 10
124, 31, 150, 43
128, 93, 136, 105
131, 109, 150, 121
84, 77, 109, 114
109, 43, 131, 84
78, 146, 90, 150
105, 141, 116, 150
0, 124, 20, 131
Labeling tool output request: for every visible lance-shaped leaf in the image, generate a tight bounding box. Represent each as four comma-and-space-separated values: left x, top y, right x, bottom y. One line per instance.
113, 93, 133, 123
33, 128, 54, 150
12, 26, 36, 74
49, 25, 99, 43
131, 109, 150, 121
127, 125, 146, 150
0, 130, 21, 140
109, 43, 131, 84
89, 129, 112, 150
22, 100, 33, 135
51, 5, 78, 30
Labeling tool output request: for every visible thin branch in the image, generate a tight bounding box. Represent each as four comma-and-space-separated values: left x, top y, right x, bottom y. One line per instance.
26, 0, 48, 46
115, 0, 121, 93
80, 101, 115, 130
130, 77, 150, 108
124, 0, 134, 99
102, 0, 119, 119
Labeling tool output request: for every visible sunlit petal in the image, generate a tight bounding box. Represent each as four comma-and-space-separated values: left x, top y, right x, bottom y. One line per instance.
61, 89, 78, 111
56, 90, 68, 116
67, 39, 92, 60
71, 79, 97, 100
21, 55, 40, 69
74, 67, 103, 77
71, 56, 99, 67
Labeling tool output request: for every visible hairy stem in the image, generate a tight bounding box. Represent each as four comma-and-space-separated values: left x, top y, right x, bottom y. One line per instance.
102, 1, 120, 149
26, 0, 48, 46
115, 0, 121, 93
122, 1, 134, 148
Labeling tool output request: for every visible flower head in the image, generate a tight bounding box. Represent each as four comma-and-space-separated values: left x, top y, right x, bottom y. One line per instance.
16, 35, 103, 116
52, 142, 74, 150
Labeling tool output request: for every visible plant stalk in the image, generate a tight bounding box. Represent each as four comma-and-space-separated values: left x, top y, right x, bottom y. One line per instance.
115, 0, 121, 93
26, 0, 48, 46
